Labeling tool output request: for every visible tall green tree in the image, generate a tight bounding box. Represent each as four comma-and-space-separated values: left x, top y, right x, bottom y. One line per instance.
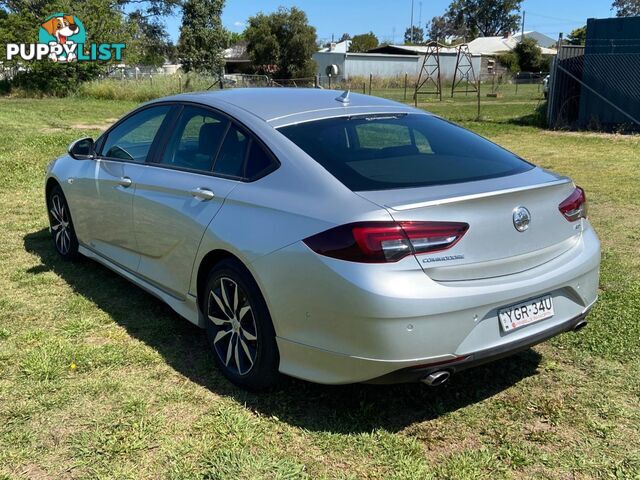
126, 11, 172, 66
567, 26, 587, 46
178, 0, 226, 75
349, 31, 378, 52
513, 37, 548, 72
245, 6, 317, 79
612, 0, 640, 16
426, 15, 447, 42
0, 0, 141, 94
403, 26, 424, 44
442, 0, 522, 40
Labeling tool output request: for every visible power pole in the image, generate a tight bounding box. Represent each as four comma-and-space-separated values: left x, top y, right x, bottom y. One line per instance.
521, 11, 526, 41
410, 0, 414, 43
419, 1, 423, 30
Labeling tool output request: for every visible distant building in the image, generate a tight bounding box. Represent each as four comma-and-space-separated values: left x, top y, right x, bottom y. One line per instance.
467, 34, 557, 56
223, 41, 253, 74
318, 40, 351, 53
313, 44, 480, 81
513, 31, 557, 48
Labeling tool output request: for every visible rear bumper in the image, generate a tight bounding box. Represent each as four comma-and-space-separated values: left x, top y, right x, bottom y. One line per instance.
367, 306, 592, 384
253, 224, 600, 385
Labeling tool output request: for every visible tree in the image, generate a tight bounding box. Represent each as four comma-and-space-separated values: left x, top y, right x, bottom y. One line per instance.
0, 0, 182, 20
226, 30, 245, 47
126, 11, 173, 66
426, 15, 448, 42
0, 0, 139, 94
444, 0, 522, 39
349, 31, 378, 52
403, 26, 424, 44
178, 0, 227, 75
567, 26, 587, 46
612, 0, 640, 16
245, 7, 317, 79
338, 32, 351, 42
513, 37, 547, 72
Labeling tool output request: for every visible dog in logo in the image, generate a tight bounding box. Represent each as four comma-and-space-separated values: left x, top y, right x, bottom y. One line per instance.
40, 15, 79, 61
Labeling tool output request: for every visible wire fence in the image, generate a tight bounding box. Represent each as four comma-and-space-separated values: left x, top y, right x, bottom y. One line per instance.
75, 69, 549, 124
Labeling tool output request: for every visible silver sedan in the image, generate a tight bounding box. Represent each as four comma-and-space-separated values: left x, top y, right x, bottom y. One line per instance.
45, 89, 600, 389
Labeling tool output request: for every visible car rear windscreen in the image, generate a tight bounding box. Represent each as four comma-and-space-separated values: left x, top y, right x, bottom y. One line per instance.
278, 114, 533, 191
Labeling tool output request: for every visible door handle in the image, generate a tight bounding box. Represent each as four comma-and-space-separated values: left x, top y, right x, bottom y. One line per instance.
118, 176, 132, 188
190, 187, 215, 201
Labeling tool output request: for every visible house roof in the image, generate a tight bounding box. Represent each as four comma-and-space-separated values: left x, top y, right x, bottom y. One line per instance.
318, 40, 351, 53
513, 31, 557, 48
223, 41, 250, 62
368, 44, 461, 55
467, 35, 557, 55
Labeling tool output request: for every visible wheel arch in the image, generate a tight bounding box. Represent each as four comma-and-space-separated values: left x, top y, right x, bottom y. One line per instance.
195, 248, 279, 335
45, 177, 61, 202
196, 249, 246, 311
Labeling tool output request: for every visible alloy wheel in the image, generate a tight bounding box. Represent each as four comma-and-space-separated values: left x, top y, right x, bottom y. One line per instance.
50, 194, 71, 255
207, 277, 258, 376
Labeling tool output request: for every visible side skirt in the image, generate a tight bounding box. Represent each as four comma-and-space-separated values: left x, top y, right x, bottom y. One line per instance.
78, 245, 203, 328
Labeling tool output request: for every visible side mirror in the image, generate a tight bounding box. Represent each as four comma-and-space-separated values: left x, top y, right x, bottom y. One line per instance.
68, 137, 95, 160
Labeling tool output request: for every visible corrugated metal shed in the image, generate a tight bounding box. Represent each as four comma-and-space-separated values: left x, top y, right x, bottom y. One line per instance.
578, 17, 640, 128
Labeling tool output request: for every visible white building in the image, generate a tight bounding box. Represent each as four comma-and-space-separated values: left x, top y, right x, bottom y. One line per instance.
467, 33, 557, 56
313, 44, 481, 81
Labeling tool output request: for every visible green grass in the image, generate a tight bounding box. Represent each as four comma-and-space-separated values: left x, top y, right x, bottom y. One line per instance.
77, 74, 221, 102
0, 93, 639, 479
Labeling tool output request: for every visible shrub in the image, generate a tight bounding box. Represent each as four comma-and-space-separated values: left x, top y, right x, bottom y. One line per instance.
9, 61, 103, 96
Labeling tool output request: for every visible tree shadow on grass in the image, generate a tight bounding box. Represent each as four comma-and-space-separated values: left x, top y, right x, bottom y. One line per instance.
24, 228, 542, 434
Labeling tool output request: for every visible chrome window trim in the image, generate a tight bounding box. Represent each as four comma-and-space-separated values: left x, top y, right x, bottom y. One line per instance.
95, 100, 281, 183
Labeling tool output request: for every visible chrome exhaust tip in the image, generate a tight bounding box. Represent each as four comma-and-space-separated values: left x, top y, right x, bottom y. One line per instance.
421, 370, 451, 387
573, 320, 588, 332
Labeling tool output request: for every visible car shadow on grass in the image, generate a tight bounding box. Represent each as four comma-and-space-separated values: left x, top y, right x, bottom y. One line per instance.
25, 228, 542, 434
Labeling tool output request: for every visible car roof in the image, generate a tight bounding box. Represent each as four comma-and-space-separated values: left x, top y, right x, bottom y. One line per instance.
155, 88, 422, 127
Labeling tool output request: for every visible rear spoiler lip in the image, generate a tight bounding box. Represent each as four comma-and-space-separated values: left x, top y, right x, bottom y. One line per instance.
383, 178, 573, 211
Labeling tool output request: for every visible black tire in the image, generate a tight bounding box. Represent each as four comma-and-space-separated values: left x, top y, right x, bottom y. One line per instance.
203, 259, 280, 390
47, 184, 79, 260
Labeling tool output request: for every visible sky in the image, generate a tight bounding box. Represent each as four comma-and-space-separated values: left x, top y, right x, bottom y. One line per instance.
164, 0, 615, 44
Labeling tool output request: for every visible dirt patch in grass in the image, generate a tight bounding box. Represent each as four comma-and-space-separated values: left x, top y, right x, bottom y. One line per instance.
69, 122, 115, 130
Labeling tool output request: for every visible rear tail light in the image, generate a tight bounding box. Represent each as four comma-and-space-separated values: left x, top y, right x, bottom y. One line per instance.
559, 186, 587, 222
303, 221, 469, 263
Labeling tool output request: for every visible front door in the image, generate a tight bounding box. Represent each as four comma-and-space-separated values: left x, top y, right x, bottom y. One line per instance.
89, 104, 173, 271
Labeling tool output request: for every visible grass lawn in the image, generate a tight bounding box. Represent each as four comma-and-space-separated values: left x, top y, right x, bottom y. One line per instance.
0, 93, 639, 479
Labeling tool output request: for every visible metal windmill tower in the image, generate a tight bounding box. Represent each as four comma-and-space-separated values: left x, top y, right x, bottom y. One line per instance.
451, 43, 478, 97
413, 41, 443, 105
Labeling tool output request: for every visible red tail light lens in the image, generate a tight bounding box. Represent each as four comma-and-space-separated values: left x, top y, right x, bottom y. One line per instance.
559, 186, 587, 222
303, 221, 469, 263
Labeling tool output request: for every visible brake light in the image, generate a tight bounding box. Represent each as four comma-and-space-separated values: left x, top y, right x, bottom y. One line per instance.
559, 186, 587, 222
303, 221, 469, 263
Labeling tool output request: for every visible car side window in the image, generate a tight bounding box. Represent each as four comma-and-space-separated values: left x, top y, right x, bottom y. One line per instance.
213, 124, 249, 178
100, 105, 171, 163
159, 106, 229, 172
245, 140, 275, 179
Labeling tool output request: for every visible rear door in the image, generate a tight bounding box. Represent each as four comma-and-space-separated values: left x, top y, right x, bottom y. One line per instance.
130, 105, 248, 298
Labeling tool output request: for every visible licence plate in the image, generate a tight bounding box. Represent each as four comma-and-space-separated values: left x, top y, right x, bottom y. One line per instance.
498, 294, 554, 332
